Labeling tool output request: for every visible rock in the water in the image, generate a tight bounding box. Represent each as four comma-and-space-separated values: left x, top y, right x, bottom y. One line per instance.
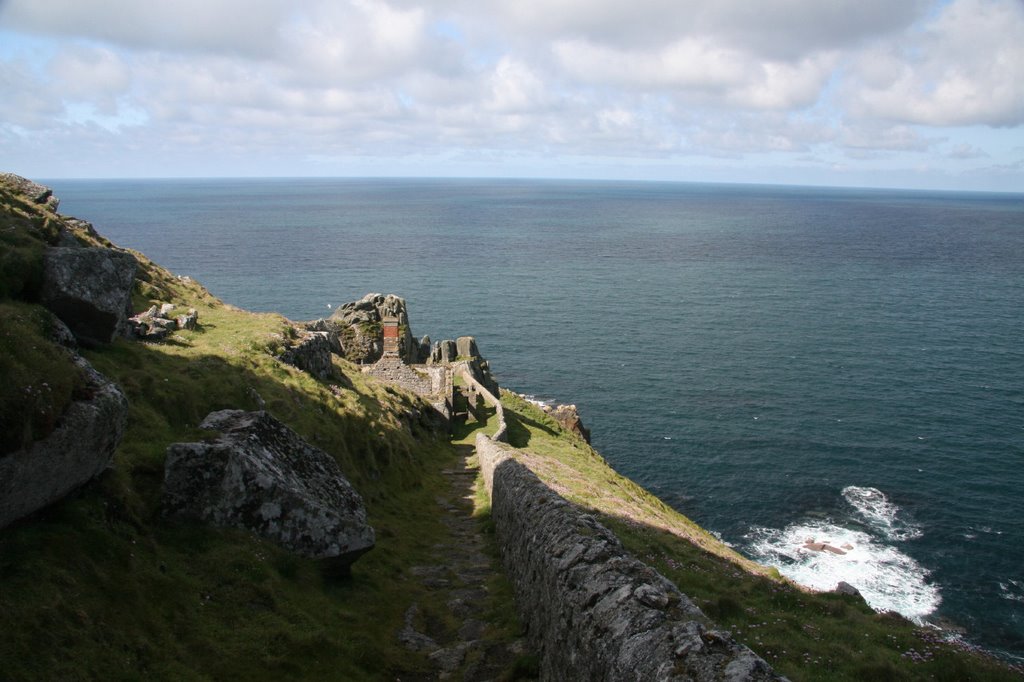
40, 246, 137, 346
278, 331, 333, 378
0, 355, 128, 528
163, 410, 375, 573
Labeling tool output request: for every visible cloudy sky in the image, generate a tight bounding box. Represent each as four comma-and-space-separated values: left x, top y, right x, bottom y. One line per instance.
1, 0, 1022, 190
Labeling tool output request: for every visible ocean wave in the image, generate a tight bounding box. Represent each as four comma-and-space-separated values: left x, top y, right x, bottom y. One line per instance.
842, 485, 922, 541
746, 519, 941, 622
999, 579, 1024, 604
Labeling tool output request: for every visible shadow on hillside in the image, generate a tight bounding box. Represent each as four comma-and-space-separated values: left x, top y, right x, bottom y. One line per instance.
80, 338, 439, 519
502, 408, 557, 449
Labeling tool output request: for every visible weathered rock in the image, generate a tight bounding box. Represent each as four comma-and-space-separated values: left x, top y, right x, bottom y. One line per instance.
456, 336, 479, 359
476, 436, 784, 681
834, 581, 865, 601
0, 355, 128, 529
175, 308, 198, 331
0, 172, 59, 210
48, 314, 78, 349
40, 246, 137, 346
304, 318, 343, 355
418, 335, 431, 362
546, 404, 592, 444
329, 293, 418, 364
432, 339, 457, 364
278, 331, 333, 379
163, 410, 374, 573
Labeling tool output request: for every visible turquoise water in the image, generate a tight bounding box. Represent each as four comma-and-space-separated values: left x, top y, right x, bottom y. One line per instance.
50, 178, 1024, 659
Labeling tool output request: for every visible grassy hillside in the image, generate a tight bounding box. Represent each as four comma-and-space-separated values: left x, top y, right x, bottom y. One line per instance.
0, 182, 522, 680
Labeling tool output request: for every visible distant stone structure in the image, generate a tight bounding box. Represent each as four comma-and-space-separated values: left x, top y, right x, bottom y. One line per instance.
382, 316, 401, 357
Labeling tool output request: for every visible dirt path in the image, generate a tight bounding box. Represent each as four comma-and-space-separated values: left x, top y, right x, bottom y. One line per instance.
395, 444, 530, 681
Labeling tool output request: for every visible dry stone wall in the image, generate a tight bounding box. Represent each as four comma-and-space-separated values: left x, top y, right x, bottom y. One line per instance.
476, 435, 784, 682
364, 357, 433, 395
456, 365, 506, 442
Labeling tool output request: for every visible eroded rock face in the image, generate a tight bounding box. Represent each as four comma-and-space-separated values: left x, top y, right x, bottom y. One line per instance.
455, 336, 479, 359
0, 355, 128, 529
328, 293, 418, 364
40, 246, 137, 346
278, 331, 332, 378
163, 410, 374, 573
546, 404, 592, 444
0, 172, 60, 210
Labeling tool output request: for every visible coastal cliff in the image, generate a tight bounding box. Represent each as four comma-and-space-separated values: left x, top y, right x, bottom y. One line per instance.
0, 175, 1018, 681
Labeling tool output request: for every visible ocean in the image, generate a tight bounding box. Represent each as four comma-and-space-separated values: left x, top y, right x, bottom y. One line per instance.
48, 177, 1024, 661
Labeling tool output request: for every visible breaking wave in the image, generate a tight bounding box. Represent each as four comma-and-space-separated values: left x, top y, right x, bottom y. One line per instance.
746, 487, 940, 622
842, 486, 922, 541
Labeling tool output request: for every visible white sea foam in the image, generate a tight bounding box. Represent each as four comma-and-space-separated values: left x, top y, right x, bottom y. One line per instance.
518, 393, 553, 408
842, 485, 922, 541
747, 520, 941, 622
999, 579, 1024, 603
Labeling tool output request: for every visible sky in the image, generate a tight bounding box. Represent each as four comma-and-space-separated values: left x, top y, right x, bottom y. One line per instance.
1, 0, 1022, 191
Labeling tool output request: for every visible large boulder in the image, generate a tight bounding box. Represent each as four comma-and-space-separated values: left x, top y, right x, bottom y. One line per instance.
163, 410, 375, 574
0, 355, 128, 529
328, 293, 419, 364
40, 246, 137, 346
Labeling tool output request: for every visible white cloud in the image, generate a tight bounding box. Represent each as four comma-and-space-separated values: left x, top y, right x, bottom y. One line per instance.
0, 0, 1020, 189
0, 0, 291, 57
844, 0, 1024, 126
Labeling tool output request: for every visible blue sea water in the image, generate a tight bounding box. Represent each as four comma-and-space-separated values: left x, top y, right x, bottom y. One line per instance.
49, 177, 1024, 660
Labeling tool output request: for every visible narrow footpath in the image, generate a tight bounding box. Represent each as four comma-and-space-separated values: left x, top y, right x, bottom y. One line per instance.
395, 443, 531, 681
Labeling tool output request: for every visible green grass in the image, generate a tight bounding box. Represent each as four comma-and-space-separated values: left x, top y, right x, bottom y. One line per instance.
0, 301, 85, 453
0, 191, 486, 679
496, 392, 1021, 681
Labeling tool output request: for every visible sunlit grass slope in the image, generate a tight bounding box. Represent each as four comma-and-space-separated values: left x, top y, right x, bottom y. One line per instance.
0, 194, 482, 680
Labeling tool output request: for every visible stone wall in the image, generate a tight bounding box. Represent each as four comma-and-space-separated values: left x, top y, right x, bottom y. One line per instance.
364, 358, 453, 421
476, 435, 783, 682
456, 364, 506, 442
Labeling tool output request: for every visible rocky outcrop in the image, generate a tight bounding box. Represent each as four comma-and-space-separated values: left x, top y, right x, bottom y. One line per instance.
304, 318, 344, 355
476, 435, 783, 682
455, 336, 479, 359
430, 335, 499, 395
128, 303, 199, 341
163, 410, 374, 574
430, 339, 457, 364
278, 331, 333, 379
0, 355, 128, 529
545, 404, 591, 444
328, 293, 418, 364
0, 172, 60, 210
40, 246, 137, 346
